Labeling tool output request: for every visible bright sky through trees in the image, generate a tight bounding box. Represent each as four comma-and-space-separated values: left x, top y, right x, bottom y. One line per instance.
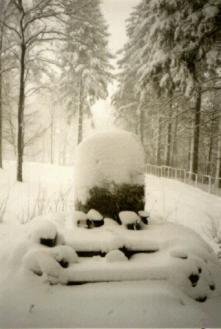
92, 0, 140, 128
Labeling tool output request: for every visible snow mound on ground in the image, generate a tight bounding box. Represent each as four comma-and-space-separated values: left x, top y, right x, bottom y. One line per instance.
74, 130, 145, 204
106, 250, 128, 263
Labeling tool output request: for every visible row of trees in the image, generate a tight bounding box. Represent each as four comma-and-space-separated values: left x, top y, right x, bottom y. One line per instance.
113, 0, 221, 177
0, 0, 112, 181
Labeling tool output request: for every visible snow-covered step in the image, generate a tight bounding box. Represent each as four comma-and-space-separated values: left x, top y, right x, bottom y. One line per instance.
66, 257, 167, 284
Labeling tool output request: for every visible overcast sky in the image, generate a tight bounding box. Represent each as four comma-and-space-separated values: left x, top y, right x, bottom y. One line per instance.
101, 0, 140, 53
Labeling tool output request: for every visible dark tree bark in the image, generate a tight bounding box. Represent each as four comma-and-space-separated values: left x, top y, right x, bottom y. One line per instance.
17, 42, 26, 182
0, 40, 2, 169
0, 18, 3, 169
207, 111, 215, 175
165, 100, 172, 166
156, 115, 162, 165
216, 114, 221, 187
171, 108, 178, 167
191, 88, 201, 174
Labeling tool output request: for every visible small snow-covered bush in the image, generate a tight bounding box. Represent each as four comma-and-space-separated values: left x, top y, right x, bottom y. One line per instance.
17, 185, 73, 224
74, 131, 146, 222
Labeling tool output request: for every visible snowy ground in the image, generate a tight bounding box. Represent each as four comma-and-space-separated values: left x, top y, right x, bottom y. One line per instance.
146, 175, 221, 253
0, 162, 221, 327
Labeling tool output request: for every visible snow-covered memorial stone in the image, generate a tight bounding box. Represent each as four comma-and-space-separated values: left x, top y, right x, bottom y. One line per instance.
74, 130, 148, 229
7, 133, 221, 305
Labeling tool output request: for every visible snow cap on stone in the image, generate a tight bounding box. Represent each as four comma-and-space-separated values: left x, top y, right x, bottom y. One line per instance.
138, 210, 149, 218
119, 211, 140, 225
87, 209, 103, 221
29, 219, 57, 243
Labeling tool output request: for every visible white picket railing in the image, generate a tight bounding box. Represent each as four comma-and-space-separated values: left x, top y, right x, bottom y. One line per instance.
146, 164, 221, 196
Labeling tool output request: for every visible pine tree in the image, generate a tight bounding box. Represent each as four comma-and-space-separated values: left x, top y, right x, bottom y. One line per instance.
114, 0, 221, 173
61, 0, 113, 144
134, 0, 221, 173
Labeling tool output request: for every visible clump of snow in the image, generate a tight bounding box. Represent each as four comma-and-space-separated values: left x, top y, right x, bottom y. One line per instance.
22, 244, 78, 285
29, 219, 57, 244
138, 210, 149, 218
119, 211, 140, 225
203, 5, 219, 19
87, 209, 103, 221
73, 211, 87, 228
105, 250, 128, 263
23, 249, 68, 285
74, 130, 145, 204
50, 245, 79, 265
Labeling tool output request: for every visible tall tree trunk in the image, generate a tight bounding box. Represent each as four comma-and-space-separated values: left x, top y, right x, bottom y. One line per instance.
50, 108, 54, 164
0, 25, 3, 169
188, 125, 193, 171
0, 52, 2, 169
190, 88, 201, 174
171, 108, 178, 167
77, 77, 84, 145
17, 44, 26, 182
139, 104, 145, 144
156, 115, 162, 165
207, 112, 215, 175
216, 115, 221, 187
50, 119, 54, 164
165, 100, 172, 166
207, 135, 213, 175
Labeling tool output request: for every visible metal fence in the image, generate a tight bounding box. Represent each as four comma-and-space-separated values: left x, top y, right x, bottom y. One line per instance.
146, 164, 221, 196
